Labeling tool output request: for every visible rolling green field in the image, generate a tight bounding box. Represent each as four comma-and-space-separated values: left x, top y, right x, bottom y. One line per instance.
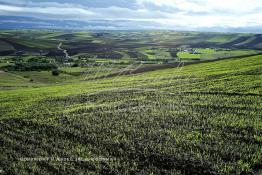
0, 31, 262, 175
1, 30, 262, 65
177, 48, 259, 61
1, 54, 262, 174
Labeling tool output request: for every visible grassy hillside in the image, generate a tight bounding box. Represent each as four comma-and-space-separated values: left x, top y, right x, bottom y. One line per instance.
0, 55, 261, 174
1, 31, 261, 65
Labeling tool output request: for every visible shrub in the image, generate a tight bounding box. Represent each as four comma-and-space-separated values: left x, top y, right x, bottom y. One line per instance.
72, 63, 79, 67
52, 69, 60, 76
3, 62, 58, 71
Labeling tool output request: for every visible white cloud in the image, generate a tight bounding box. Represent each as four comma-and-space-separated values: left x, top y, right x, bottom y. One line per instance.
137, 0, 207, 13
0, 0, 261, 32
0, 4, 169, 20
137, 0, 262, 14
136, 0, 262, 29
0, 4, 93, 15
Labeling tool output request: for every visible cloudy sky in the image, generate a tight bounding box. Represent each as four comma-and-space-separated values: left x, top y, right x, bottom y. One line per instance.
0, 0, 262, 32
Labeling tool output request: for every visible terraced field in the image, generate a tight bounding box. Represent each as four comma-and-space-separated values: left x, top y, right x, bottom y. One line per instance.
0, 54, 261, 174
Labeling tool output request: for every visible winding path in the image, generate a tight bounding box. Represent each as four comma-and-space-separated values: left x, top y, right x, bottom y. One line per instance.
57, 42, 70, 60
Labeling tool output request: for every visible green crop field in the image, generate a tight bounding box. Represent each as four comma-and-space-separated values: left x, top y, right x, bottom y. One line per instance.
0, 30, 262, 175
177, 48, 259, 61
